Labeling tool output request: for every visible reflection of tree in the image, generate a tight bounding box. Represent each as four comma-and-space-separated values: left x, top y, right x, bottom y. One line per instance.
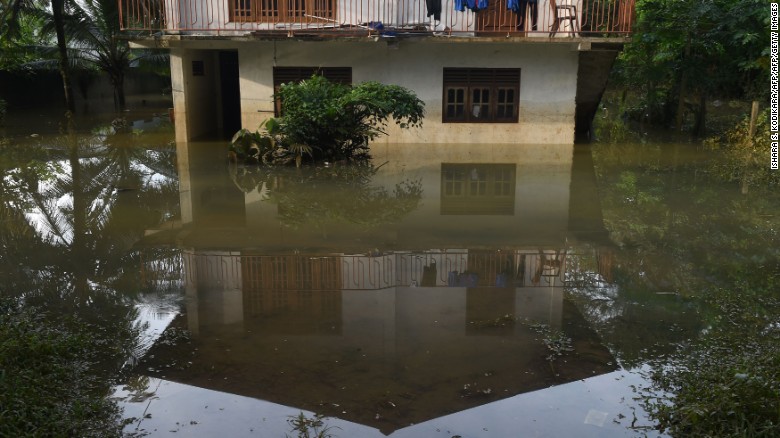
565, 142, 780, 365
566, 142, 780, 432
593, 142, 779, 293
0, 121, 180, 435
12, 128, 178, 300
0, 123, 180, 368
230, 163, 423, 229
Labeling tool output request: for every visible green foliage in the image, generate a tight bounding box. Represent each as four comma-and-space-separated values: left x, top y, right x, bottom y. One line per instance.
286, 412, 339, 438
229, 120, 292, 165
1, 0, 168, 110
228, 163, 423, 229
0, 12, 45, 70
593, 110, 633, 144
575, 142, 780, 435
613, 0, 769, 127
267, 75, 424, 163
705, 108, 780, 191
0, 300, 125, 437
642, 280, 780, 437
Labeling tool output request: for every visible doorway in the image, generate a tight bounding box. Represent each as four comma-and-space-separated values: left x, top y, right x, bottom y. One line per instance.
219, 51, 241, 140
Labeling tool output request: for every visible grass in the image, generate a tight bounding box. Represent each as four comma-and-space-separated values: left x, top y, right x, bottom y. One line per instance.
0, 300, 125, 437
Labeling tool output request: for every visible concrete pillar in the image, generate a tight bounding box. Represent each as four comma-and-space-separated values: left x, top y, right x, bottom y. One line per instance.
169, 49, 221, 142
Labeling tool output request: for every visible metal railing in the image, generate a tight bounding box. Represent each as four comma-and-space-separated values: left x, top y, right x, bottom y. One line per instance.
119, 0, 634, 37
140, 249, 570, 292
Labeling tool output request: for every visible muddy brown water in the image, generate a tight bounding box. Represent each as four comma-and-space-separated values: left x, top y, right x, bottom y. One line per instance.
2, 110, 776, 437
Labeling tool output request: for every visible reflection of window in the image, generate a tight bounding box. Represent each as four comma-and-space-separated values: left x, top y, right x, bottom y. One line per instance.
230, 0, 335, 23
273, 67, 352, 116
441, 164, 516, 215
443, 68, 520, 123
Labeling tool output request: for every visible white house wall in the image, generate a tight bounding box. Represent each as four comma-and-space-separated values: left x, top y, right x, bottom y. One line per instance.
237, 39, 578, 144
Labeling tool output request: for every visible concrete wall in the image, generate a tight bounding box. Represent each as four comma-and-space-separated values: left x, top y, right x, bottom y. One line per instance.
170, 49, 223, 141
236, 39, 579, 144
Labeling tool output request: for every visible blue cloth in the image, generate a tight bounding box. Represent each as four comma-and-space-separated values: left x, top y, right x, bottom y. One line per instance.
456, 0, 488, 12
507, 0, 536, 11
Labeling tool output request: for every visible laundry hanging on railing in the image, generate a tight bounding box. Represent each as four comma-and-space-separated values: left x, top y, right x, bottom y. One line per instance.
426, 0, 442, 20
455, 0, 488, 12
507, 0, 539, 31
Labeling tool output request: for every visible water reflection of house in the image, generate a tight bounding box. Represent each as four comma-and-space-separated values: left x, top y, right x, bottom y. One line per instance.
137, 143, 617, 432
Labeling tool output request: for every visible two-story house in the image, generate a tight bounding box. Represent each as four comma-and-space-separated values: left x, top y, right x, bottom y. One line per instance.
120, 0, 634, 145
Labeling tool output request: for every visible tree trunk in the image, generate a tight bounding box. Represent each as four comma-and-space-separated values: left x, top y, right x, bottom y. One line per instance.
52, 0, 75, 113
68, 132, 89, 302
741, 102, 760, 195
693, 94, 706, 137
112, 72, 126, 111
675, 75, 688, 131
675, 34, 692, 132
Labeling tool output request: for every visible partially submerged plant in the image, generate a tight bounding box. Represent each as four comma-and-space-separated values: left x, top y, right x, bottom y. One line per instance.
288, 143, 313, 168
286, 412, 339, 438
230, 75, 424, 166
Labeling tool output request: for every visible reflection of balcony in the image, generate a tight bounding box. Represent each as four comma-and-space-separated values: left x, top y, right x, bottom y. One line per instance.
119, 0, 635, 37
141, 248, 569, 292
133, 143, 619, 434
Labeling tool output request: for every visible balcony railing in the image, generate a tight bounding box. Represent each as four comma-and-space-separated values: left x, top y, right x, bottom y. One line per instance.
119, 0, 635, 37
140, 249, 569, 291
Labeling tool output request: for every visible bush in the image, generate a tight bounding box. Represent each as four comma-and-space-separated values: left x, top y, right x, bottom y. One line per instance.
0, 300, 124, 437
705, 108, 780, 192
231, 76, 424, 165
642, 282, 780, 437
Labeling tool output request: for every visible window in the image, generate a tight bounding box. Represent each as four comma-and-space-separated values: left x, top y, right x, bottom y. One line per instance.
273, 67, 352, 116
230, 0, 334, 23
442, 68, 520, 123
191, 60, 204, 76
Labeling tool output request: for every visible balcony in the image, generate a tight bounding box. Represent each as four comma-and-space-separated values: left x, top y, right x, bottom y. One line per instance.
119, 0, 635, 38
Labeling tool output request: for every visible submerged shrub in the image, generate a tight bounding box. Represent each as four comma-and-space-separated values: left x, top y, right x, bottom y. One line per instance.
231, 76, 424, 165
705, 108, 780, 192
0, 300, 124, 437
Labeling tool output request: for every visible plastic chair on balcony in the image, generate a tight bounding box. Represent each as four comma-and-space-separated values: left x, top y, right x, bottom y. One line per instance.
549, 0, 579, 37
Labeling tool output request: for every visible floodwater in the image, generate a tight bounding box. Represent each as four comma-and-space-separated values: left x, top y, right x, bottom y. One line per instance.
1, 110, 777, 437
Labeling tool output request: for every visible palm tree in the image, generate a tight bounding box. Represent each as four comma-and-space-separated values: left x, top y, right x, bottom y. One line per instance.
65, 0, 167, 110
0, 0, 76, 111
3, 125, 179, 302
1, 0, 168, 112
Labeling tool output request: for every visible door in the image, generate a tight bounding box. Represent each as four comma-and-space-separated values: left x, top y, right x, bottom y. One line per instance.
219, 51, 241, 140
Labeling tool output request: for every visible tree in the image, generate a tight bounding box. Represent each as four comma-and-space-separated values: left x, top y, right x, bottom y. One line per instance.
0, 11, 44, 70
0, 0, 76, 111
1, 0, 166, 111
232, 76, 425, 165
611, 0, 769, 134
65, 0, 167, 110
